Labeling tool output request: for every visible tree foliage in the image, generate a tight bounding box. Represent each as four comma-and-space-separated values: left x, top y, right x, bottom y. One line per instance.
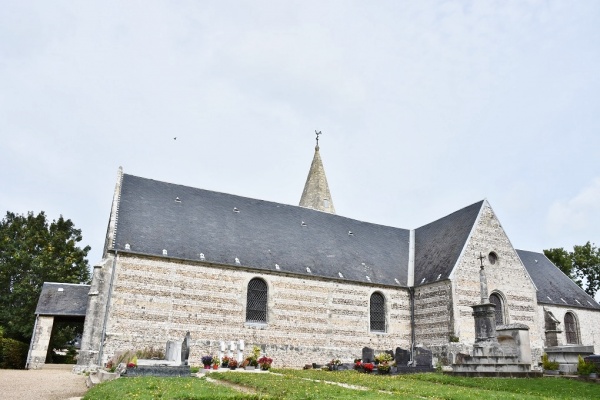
0, 211, 91, 342
544, 241, 600, 299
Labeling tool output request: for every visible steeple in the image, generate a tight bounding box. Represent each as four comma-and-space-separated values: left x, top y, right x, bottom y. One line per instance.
299, 131, 336, 214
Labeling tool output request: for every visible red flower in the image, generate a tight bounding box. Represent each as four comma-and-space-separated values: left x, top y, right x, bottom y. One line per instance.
363, 363, 374, 372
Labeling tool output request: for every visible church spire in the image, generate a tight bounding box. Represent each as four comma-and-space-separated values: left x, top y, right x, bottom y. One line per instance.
299, 131, 336, 214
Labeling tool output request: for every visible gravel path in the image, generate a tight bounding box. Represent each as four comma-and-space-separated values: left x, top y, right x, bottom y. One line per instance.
0, 364, 88, 400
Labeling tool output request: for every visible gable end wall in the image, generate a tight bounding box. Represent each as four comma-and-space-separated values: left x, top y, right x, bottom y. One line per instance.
452, 204, 544, 363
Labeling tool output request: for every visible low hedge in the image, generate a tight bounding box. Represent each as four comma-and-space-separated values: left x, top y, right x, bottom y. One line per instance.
0, 337, 29, 369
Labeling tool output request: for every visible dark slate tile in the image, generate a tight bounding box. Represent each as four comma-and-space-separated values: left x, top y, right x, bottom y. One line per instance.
114, 174, 410, 287
517, 249, 600, 310
414, 201, 484, 285
35, 282, 90, 316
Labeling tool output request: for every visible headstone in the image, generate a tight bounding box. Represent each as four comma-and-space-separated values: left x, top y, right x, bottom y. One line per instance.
165, 341, 182, 364
395, 347, 411, 366
181, 332, 191, 365
414, 347, 432, 367
362, 347, 374, 363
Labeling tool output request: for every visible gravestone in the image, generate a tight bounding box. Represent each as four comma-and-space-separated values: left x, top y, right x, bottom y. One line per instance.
414, 347, 432, 367
362, 347, 374, 363
395, 347, 411, 366
165, 341, 182, 364
131, 333, 192, 377
181, 331, 191, 365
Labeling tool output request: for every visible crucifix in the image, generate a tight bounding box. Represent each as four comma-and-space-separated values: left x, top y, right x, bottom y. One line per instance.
478, 252, 486, 270
315, 130, 322, 146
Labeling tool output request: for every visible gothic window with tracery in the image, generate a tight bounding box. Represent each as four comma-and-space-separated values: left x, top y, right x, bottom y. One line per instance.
246, 278, 267, 323
564, 312, 579, 344
489, 293, 504, 325
370, 292, 386, 332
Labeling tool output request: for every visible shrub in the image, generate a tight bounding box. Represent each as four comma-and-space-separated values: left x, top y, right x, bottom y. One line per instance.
541, 353, 559, 371
0, 337, 29, 369
577, 355, 596, 376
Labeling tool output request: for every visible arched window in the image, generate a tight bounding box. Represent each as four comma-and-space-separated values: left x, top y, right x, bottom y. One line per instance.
564, 312, 579, 344
246, 278, 267, 323
489, 293, 504, 325
370, 292, 386, 332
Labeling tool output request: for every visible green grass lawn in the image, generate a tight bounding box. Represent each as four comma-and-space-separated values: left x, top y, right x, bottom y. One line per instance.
83, 370, 600, 400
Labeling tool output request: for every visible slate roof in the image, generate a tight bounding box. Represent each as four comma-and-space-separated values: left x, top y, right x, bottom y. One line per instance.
517, 249, 600, 310
113, 174, 410, 286
414, 200, 484, 285
35, 282, 90, 316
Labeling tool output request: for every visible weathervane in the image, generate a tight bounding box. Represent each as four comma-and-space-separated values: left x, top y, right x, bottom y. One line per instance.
315, 130, 322, 147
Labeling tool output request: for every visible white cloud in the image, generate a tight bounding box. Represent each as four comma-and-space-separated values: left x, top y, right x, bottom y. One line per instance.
547, 178, 600, 238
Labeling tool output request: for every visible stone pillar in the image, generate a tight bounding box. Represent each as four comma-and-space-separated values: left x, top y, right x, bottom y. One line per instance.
472, 261, 497, 343
28, 316, 54, 369
471, 303, 497, 342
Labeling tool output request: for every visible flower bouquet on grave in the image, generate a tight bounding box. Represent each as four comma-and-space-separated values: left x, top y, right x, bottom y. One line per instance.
228, 359, 238, 370
212, 356, 220, 370
354, 359, 363, 371
126, 356, 138, 369
362, 362, 374, 373
375, 353, 392, 374
258, 356, 273, 371
201, 355, 213, 369
221, 356, 231, 368
377, 362, 391, 374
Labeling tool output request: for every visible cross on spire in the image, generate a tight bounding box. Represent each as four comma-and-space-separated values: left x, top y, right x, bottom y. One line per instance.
315, 130, 322, 148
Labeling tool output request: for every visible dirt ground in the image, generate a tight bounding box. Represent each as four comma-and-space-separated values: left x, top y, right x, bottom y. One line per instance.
0, 364, 88, 400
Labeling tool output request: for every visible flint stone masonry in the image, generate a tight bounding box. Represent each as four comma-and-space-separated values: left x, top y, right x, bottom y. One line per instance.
414, 281, 453, 345
93, 254, 411, 368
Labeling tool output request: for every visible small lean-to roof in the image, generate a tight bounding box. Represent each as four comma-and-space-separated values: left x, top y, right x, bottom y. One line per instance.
113, 174, 410, 286
35, 282, 90, 316
414, 200, 484, 285
517, 249, 600, 310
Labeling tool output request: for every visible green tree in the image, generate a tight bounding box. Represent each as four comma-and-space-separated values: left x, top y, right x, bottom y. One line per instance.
0, 211, 91, 342
543, 247, 573, 277
544, 242, 600, 299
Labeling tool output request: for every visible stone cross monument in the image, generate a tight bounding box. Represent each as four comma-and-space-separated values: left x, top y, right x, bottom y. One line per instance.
471, 253, 498, 343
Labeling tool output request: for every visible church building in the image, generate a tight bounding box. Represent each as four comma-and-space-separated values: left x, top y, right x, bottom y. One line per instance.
28, 140, 600, 369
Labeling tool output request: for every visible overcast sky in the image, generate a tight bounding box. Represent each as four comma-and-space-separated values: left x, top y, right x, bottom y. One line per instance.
1, 1, 599, 286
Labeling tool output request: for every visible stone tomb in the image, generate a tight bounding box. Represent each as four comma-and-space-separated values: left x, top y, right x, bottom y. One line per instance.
361, 346, 434, 373
126, 332, 191, 377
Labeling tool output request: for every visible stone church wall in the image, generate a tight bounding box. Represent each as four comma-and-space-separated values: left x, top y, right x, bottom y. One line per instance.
413, 280, 454, 345
451, 204, 544, 365
100, 254, 411, 367
540, 304, 600, 354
